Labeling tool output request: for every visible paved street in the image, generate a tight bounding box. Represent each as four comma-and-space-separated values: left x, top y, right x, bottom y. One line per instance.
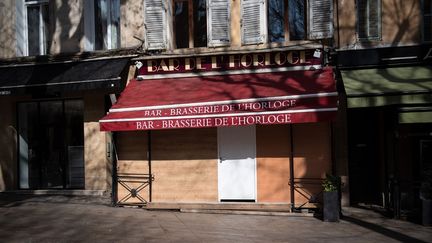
0, 193, 431, 243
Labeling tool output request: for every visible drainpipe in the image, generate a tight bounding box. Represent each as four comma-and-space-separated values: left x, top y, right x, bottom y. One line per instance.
148, 130, 152, 202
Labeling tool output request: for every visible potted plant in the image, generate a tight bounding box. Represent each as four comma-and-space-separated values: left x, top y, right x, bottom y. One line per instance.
420, 170, 432, 226
322, 173, 341, 222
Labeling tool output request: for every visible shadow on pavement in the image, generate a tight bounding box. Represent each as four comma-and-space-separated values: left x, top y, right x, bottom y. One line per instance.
0, 193, 111, 207
342, 215, 428, 243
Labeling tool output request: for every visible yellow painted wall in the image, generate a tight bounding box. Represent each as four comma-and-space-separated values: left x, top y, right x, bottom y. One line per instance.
0, 0, 16, 58
0, 97, 18, 191
49, 0, 84, 54
84, 93, 112, 191
120, 0, 146, 49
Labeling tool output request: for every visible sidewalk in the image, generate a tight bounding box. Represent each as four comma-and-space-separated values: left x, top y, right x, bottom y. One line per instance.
0, 193, 431, 243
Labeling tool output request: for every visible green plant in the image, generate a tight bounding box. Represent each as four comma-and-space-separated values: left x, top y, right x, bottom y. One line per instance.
322, 174, 342, 192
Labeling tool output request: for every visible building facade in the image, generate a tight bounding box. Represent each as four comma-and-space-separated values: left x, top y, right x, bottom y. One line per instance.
17, 0, 432, 217
1, 0, 340, 212
336, 0, 432, 222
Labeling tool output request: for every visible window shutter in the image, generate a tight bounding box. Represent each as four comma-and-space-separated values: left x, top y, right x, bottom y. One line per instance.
207, 0, 230, 47
308, 0, 333, 40
15, 0, 26, 56
144, 0, 167, 50
241, 0, 266, 44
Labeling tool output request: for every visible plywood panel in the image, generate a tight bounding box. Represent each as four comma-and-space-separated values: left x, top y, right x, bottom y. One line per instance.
256, 125, 291, 203
116, 131, 149, 204
293, 122, 332, 205
151, 128, 218, 202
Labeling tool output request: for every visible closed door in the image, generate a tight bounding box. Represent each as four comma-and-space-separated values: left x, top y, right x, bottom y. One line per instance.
218, 125, 256, 201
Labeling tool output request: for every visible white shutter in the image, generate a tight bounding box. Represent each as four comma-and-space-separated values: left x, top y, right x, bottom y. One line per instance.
241, 0, 266, 45
308, 0, 333, 40
15, 0, 26, 56
207, 0, 230, 47
144, 0, 167, 50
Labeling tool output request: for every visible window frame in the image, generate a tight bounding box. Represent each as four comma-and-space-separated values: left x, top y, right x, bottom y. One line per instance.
422, 0, 432, 42
17, 0, 50, 56
84, 0, 120, 51
356, 0, 382, 40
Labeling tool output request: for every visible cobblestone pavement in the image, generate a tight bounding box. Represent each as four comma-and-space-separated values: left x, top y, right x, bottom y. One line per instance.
0, 193, 431, 243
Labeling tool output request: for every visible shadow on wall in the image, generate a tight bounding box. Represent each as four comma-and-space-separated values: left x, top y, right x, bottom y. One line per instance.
0, 1, 16, 58
0, 125, 17, 191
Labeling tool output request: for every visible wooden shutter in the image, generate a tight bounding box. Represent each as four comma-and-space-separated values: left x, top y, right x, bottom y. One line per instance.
308, 0, 333, 40
15, 0, 26, 56
207, 0, 230, 47
144, 0, 167, 50
241, 0, 266, 44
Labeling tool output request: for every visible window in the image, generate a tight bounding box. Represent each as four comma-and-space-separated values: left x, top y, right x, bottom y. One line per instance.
357, 0, 381, 39
173, 0, 208, 48
144, 0, 332, 50
16, 0, 50, 56
84, 0, 120, 51
267, 0, 306, 43
423, 0, 432, 41
243, 0, 332, 45
144, 0, 229, 50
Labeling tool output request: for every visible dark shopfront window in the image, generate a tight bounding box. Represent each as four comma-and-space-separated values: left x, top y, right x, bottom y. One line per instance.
18, 99, 84, 189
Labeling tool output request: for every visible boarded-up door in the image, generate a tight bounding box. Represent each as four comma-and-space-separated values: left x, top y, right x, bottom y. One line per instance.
218, 125, 256, 201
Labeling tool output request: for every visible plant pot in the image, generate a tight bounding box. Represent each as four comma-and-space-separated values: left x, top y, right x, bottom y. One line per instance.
422, 199, 432, 226
323, 191, 340, 222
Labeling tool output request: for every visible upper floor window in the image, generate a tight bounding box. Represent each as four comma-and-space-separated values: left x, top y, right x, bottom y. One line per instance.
16, 0, 50, 56
423, 0, 432, 41
357, 0, 381, 40
173, 0, 208, 48
242, 0, 333, 45
144, 0, 229, 50
268, 0, 306, 43
84, 0, 120, 51
144, 0, 332, 50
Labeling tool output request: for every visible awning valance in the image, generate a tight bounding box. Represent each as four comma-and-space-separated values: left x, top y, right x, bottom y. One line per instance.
100, 68, 338, 131
341, 66, 432, 108
0, 57, 129, 96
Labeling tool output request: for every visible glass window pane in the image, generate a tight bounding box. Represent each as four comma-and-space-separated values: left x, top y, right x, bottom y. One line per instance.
110, 0, 121, 49
288, 0, 305, 40
268, 0, 285, 42
175, 1, 189, 48
18, 102, 39, 189
95, 0, 108, 50
425, 0, 432, 15
27, 6, 41, 55
425, 16, 432, 41
194, 0, 207, 47
65, 100, 84, 189
41, 4, 49, 54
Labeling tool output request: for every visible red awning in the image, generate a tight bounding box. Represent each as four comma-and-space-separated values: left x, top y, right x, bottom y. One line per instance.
100, 68, 338, 131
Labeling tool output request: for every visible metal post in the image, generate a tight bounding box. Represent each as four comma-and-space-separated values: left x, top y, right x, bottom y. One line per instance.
290, 125, 295, 212
147, 130, 152, 202
111, 132, 118, 206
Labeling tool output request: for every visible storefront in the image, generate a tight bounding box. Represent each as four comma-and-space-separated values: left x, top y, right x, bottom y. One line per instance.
100, 49, 339, 210
0, 57, 130, 192
338, 45, 432, 222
